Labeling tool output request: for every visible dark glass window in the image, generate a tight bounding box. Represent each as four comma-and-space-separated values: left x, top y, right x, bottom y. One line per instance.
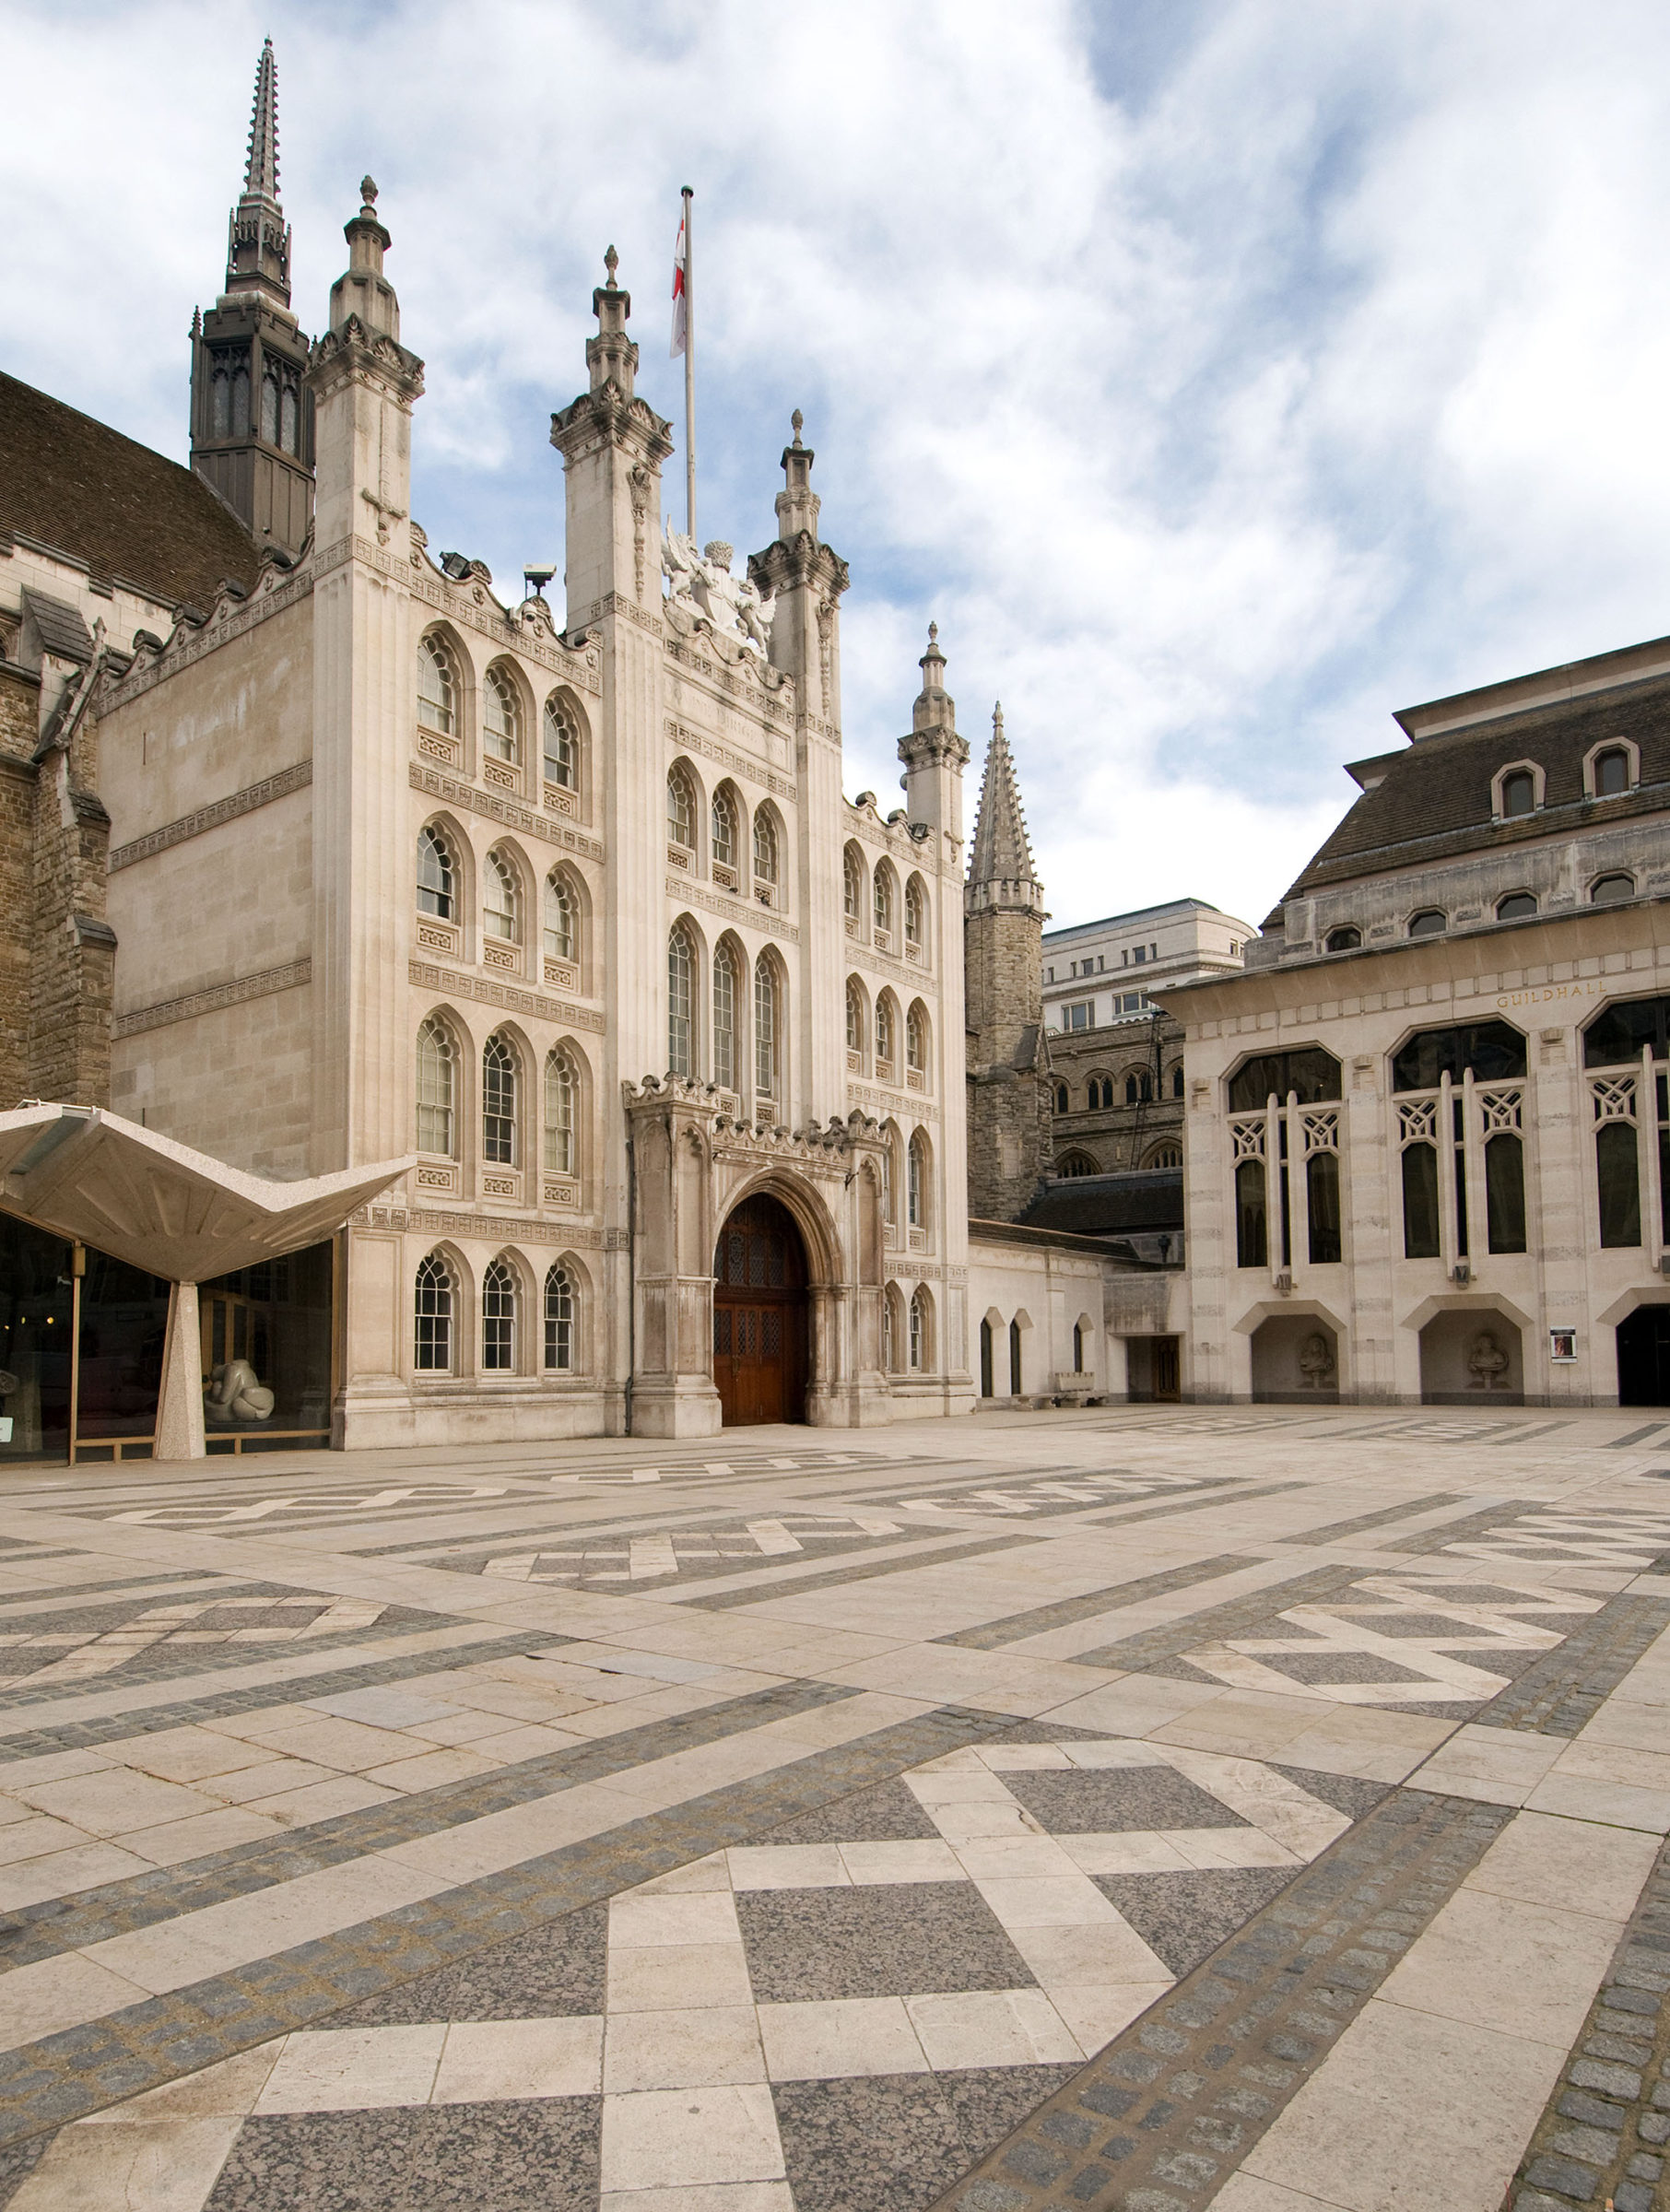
1392, 1022, 1527, 1091
1008, 1318, 1022, 1395
1407, 909, 1447, 937
1592, 873, 1635, 905
200, 1242, 334, 1443
1595, 748, 1630, 796
1598, 1121, 1642, 1247
1402, 1144, 1441, 1258
1236, 1159, 1268, 1269
980, 1319, 994, 1398
1486, 1135, 1526, 1253
0, 1216, 72, 1463
1172, 1065, 1184, 1099
1496, 892, 1537, 920
1500, 770, 1536, 818
1585, 996, 1670, 1068
1228, 1049, 1342, 1112
1306, 1151, 1342, 1265
1324, 926, 1361, 952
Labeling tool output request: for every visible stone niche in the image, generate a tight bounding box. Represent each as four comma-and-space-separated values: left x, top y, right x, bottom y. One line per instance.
1251, 1315, 1339, 1404
1418, 1307, 1524, 1406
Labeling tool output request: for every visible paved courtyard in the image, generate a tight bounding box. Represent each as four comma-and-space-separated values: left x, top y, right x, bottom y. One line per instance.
0, 1408, 1669, 2210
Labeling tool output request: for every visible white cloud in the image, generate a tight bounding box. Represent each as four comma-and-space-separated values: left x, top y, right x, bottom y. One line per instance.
7, 0, 1670, 929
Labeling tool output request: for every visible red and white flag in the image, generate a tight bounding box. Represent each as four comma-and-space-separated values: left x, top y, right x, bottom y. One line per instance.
670, 207, 688, 358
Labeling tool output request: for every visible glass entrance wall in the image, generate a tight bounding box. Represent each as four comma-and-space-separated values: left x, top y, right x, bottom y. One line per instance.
199, 1242, 335, 1453
76, 1253, 171, 1451
0, 1217, 73, 1464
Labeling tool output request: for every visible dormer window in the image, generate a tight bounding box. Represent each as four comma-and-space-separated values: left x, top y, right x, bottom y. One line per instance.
1408, 909, 1446, 938
1586, 742, 1639, 800
1500, 771, 1535, 818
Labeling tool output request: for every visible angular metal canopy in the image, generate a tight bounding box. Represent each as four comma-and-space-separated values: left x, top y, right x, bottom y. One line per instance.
0, 1104, 412, 1281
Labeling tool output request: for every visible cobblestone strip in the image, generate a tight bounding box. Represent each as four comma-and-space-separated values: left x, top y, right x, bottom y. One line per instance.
0, 1703, 1012, 2147
1509, 1830, 1670, 2212
925, 1788, 1511, 2212
936, 1557, 1264, 1652
1477, 1591, 1670, 1735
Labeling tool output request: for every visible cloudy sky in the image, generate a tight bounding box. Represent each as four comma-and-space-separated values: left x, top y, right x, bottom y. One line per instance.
9, 1, 1670, 932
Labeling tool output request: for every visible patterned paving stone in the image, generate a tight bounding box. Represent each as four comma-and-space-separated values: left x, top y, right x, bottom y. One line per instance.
773, 2066, 1075, 2212
1478, 1589, 1670, 1735
764, 1779, 945, 1845
327, 1903, 609, 2027
1093, 1866, 1296, 1977
1003, 1766, 1251, 1836
738, 1886, 1040, 2004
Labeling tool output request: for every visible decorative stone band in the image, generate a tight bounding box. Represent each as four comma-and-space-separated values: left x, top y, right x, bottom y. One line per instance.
112, 957, 310, 1040
352, 1202, 605, 1248
408, 760, 605, 860
849, 1081, 940, 1124
109, 759, 312, 872
663, 717, 797, 799
666, 875, 799, 942
406, 958, 606, 1034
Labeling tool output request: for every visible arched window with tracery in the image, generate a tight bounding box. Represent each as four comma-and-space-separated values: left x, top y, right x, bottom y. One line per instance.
846, 978, 865, 1057
484, 848, 521, 945
712, 940, 739, 1092
668, 924, 696, 1077
545, 1264, 575, 1371
874, 865, 894, 939
906, 1003, 928, 1077
905, 877, 926, 949
482, 1258, 517, 1371
755, 959, 779, 1100
667, 764, 698, 854
908, 1130, 929, 1228
544, 1049, 576, 1178
844, 845, 864, 923
417, 634, 455, 739
909, 1286, 931, 1371
882, 1285, 899, 1372
543, 696, 580, 790
414, 1252, 455, 1372
417, 826, 454, 920
876, 994, 897, 1073
544, 873, 574, 964
712, 786, 739, 873
753, 808, 780, 887
483, 665, 521, 766
416, 1018, 456, 1157
482, 1032, 517, 1165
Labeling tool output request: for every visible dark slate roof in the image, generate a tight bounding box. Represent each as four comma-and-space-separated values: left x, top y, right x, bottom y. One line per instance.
1284, 668, 1670, 900
0, 371, 260, 614
1020, 1168, 1183, 1236
20, 588, 93, 664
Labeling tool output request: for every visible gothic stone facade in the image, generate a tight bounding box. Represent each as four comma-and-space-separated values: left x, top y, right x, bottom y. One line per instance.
1168, 631, 1670, 1408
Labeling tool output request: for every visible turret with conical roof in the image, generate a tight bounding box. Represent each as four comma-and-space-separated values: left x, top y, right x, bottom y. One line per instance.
189, 37, 314, 558
964, 706, 1052, 1220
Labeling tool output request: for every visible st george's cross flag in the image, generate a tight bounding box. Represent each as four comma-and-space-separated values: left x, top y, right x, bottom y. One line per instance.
670, 206, 688, 358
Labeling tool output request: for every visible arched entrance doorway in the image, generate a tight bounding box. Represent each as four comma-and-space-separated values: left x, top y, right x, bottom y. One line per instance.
713, 1194, 809, 1426
1618, 1306, 1670, 1406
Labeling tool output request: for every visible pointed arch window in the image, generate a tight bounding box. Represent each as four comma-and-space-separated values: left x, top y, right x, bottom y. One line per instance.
713, 941, 739, 1092
712, 786, 739, 872
416, 1018, 455, 1157
846, 978, 864, 1056
484, 667, 521, 765
668, 924, 695, 1077
906, 1004, 928, 1076
905, 877, 925, 947
543, 697, 579, 790
909, 1286, 930, 1370
881, 1288, 897, 1372
545, 1265, 575, 1371
482, 1258, 517, 1371
667, 765, 697, 853
414, 1253, 454, 1372
874, 867, 893, 936
418, 635, 455, 737
261, 361, 280, 446
482, 1032, 517, 1165
417, 826, 453, 920
753, 809, 780, 886
876, 995, 897, 1072
755, 959, 779, 1100
844, 847, 864, 922
544, 873, 574, 964
544, 1049, 576, 1178
484, 849, 520, 944
908, 1131, 929, 1228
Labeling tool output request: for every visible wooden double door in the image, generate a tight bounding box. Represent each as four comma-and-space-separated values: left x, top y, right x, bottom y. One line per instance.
713, 1194, 808, 1426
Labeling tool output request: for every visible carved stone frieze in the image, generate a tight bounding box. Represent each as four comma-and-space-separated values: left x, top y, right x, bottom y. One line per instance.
354, 1204, 605, 1249
407, 958, 605, 1033
114, 958, 311, 1040
848, 1082, 939, 1124
666, 876, 799, 943
109, 760, 312, 872
663, 718, 795, 799
408, 762, 604, 859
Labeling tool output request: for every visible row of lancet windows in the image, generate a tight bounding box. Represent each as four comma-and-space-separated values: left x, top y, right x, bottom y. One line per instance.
1054, 1068, 1184, 1112
1229, 1000, 1670, 1271
414, 1251, 577, 1374
842, 844, 930, 951
845, 979, 932, 1081
418, 826, 582, 969
880, 1283, 935, 1371
417, 1018, 582, 1177
666, 766, 785, 893
667, 924, 785, 1099
418, 633, 583, 790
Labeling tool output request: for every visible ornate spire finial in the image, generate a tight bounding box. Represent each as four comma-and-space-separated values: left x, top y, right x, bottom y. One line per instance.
359, 175, 378, 211
604, 243, 619, 288
994, 700, 1003, 730
928, 621, 938, 647
968, 706, 1041, 895
243, 37, 279, 204
791, 409, 804, 445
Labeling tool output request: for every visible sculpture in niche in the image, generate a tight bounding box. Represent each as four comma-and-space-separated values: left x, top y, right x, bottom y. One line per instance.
1466, 1331, 1511, 1391
662, 526, 774, 654
1298, 1333, 1335, 1389
205, 1359, 276, 1423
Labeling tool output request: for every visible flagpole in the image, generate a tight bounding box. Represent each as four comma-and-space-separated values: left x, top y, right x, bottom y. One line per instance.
681, 185, 696, 541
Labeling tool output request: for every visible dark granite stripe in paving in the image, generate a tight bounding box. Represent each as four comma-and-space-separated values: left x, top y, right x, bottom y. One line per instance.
687, 1532, 1045, 1610
935, 1555, 1263, 1652
1067, 1563, 1360, 1671
1477, 1589, 1670, 1736
0, 1629, 573, 1763
1394, 1500, 1543, 1553
0, 1703, 1013, 2147
0, 1679, 854, 1969
926, 1788, 1512, 2212
1285, 1491, 1467, 1547
1081, 1478, 1313, 1528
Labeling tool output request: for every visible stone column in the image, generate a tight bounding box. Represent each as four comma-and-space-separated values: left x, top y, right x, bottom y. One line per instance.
624, 1077, 723, 1437
154, 1283, 206, 1461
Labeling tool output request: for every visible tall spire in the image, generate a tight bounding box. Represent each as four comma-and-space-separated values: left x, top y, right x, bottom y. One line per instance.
225, 37, 291, 305
968, 702, 1042, 901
